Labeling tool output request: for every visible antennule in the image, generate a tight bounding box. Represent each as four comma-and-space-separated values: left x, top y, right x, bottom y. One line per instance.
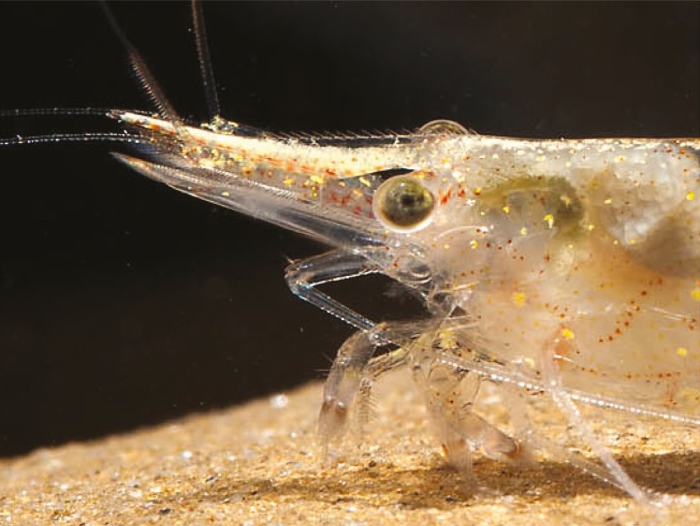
99, 2, 181, 124
192, 0, 221, 119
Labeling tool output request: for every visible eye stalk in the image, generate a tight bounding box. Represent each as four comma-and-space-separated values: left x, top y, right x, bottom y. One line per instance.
373, 175, 435, 232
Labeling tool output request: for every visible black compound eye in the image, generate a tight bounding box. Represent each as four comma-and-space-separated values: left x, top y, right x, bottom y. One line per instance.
373, 175, 435, 232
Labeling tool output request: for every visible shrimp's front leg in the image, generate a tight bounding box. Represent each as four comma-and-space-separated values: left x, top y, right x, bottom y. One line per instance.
318, 328, 420, 449
285, 249, 386, 333
285, 249, 418, 452
315, 329, 380, 446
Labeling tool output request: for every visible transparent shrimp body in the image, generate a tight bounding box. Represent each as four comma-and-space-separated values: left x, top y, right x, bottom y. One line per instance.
112, 109, 699, 501
408, 134, 700, 414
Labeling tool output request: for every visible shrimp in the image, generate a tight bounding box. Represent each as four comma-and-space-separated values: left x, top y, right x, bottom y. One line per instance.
1, 1, 698, 507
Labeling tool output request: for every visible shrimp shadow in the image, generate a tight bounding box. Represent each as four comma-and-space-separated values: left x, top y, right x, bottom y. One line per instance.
181, 450, 699, 510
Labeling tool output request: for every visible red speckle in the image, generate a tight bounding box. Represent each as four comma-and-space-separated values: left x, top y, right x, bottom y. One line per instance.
439, 188, 452, 205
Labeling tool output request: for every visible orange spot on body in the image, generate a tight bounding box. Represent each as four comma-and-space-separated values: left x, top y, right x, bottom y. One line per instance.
439, 188, 452, 205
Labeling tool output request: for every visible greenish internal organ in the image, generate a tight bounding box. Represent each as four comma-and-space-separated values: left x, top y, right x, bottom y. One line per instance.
478, 175, 585, 242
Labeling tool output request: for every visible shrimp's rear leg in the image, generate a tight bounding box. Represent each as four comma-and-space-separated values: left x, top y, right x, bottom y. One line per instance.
540, 331, 652, 505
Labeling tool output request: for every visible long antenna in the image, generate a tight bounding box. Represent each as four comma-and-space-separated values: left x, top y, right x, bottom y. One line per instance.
191, 0, 221, 119
0, 132, 144, 148
0, 108, 116, 118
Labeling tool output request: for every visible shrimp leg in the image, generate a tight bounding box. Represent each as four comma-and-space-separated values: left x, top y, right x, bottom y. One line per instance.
286, 249, 411, 447
285, 249, 385, 334
540, 332, 652, 505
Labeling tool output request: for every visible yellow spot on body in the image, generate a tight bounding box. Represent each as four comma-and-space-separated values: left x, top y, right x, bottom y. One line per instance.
512, 291, 526, 307
543, 213, 554, 228
283, 178, 294, 187
438, 330, 459, 350
502, 205, 510, 214
687, 191, 696, 201
604, 198, 613, 205
358, 176, 371, 187
587, 224, 596, 231
221, 191, 230, 198
561, 328, 575, 340
677, 347, 688, 358
536, 155, 545, 162
615, 156, 626, 163
520, 227, 528, 236
680, 388, 700, 406
470, 240, 479, 249
691, 287, 700, 301
310, 175, 325, 185
443, 244, 451, 250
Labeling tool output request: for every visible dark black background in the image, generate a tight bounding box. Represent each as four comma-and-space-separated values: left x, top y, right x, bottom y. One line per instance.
1, 2, 698, 458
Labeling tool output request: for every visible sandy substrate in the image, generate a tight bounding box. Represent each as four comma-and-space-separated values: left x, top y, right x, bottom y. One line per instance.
1, 371, 698, 526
